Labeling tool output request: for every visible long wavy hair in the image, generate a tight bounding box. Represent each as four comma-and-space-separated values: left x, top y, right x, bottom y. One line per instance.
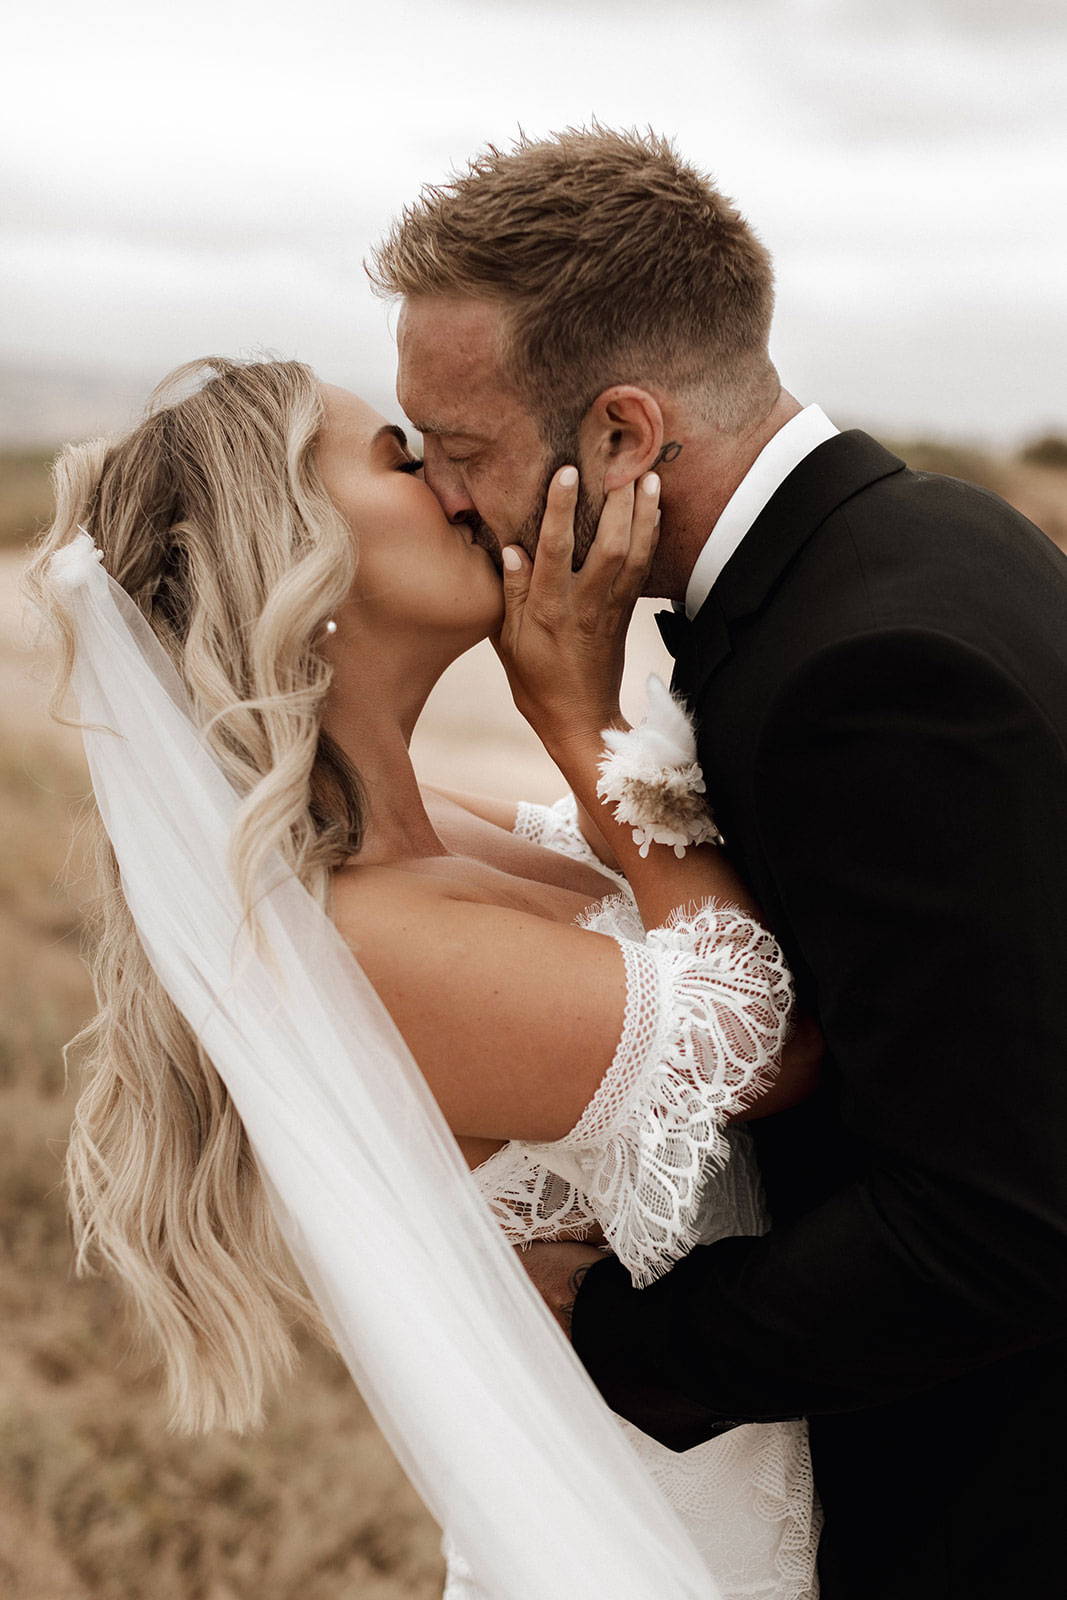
24, 357, 362, 1433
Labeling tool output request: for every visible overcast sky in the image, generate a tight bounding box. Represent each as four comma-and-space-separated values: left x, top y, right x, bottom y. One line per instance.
3, 0, 1065, 444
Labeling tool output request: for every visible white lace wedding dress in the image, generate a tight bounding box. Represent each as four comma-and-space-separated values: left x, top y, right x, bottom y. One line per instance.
442, 797, 821, 1599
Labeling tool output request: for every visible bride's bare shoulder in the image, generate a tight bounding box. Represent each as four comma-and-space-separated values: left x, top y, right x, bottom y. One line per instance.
328, 861, 482, 994
330, 859, 476, 933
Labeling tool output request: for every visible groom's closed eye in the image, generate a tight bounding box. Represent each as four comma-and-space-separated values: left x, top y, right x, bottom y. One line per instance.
435, 441, 484, 473
411, 423, 483, 463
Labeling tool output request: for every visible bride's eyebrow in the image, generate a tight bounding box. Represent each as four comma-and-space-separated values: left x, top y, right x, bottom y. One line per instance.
371, 423, 412, 452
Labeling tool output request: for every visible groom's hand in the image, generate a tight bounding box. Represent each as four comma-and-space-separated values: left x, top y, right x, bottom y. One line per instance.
495, 467, 660, 753
517, 1238, 610, 1340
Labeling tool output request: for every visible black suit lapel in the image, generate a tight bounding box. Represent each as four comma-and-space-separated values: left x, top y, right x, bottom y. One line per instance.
674, 430, 905, 704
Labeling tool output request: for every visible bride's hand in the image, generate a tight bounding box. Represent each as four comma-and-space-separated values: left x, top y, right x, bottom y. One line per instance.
516, 1238, 609, 1340
494, 467, 661, 753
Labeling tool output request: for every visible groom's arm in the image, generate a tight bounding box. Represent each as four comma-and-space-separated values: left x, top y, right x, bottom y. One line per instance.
570, 628, 1067, 1449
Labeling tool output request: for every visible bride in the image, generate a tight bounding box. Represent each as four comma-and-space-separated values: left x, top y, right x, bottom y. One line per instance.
30, 356, 822, 1598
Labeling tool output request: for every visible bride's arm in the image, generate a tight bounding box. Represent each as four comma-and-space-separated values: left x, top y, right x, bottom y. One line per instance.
496, 469, 762, 932
332, 870, 794, 1282
425, 784, 622, 874
333, 876, 627, 1142
332, 864, 805, 1147
421, 785, 519, 832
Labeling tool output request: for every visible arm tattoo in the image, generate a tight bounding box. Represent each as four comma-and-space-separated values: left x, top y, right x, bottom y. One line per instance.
559, 1259, 596, 1340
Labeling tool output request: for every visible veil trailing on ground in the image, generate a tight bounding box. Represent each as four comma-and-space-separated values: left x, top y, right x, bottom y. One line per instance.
44, 532, 718, 1599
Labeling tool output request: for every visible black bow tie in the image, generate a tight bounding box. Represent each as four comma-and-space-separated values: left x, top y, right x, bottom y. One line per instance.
655, 607, 691, 659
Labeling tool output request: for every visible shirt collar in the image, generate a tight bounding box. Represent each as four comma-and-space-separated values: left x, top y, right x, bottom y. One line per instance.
683, 404, 840, 621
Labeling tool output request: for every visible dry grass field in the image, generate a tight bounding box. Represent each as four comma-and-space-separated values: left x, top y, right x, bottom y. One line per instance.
1, 435, 1065, 1599
0, 452, 54, 553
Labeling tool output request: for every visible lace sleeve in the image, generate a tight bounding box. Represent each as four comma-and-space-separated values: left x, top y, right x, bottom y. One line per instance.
514, 794, 628, 886
511, 898, 793, 1287
514, 793, 585, 852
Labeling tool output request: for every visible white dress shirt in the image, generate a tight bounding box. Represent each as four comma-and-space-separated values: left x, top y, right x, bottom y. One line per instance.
684, 404, 840, 620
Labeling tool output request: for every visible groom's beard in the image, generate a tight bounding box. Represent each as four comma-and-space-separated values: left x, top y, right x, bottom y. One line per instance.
514, 455, 603, 570
463, 515, 504, 573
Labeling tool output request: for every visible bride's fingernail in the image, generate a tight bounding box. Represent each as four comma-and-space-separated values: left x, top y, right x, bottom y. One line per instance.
558, 466, 578, 488
642, 472, 661, 497
502, 546, 523, 572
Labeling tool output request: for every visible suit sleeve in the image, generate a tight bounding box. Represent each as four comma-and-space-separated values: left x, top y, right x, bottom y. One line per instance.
571, 628, 1067, 1449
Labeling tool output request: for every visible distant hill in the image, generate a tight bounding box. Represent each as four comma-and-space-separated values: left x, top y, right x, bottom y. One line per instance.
883, 436, 1067, 552
0, 360, 398, 452
0, 360, 154, 450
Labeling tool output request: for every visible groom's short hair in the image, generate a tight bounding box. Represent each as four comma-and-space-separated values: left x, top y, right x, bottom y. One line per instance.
370, 125, 777, 443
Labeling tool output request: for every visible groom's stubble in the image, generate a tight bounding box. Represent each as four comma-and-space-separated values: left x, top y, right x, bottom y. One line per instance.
512, 444, 604, 570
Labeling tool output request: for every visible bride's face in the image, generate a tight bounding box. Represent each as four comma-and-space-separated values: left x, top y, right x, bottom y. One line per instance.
315, 384, 503, 646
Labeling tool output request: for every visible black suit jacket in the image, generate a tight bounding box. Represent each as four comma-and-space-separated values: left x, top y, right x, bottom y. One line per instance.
571, 432, 1067, 1598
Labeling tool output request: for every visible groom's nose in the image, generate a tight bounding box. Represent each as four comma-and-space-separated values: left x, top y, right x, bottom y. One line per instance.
422, 440, 478, 526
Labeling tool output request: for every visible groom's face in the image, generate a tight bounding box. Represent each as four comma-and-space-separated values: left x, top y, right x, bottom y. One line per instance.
396, 296, 601, 565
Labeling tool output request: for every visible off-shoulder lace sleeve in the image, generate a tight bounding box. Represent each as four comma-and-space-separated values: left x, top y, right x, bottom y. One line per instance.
475, 896, 793, 1287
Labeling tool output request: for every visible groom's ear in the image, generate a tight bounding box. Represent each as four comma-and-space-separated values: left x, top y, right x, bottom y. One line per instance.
579, 387, 664, 493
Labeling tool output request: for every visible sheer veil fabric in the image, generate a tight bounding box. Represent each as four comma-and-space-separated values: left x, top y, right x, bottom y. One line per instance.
44, 534, 719, 1599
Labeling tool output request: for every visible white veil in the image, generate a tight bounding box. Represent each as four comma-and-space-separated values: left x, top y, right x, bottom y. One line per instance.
45, 532, 718, 1599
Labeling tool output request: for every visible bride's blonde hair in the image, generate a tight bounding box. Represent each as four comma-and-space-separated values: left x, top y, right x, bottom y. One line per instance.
25, 357, 361, 1433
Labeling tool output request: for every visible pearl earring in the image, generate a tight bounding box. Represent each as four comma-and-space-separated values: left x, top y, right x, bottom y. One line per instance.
323, 619, 338, 636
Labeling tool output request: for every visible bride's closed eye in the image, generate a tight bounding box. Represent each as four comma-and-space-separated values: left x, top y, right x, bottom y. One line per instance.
396, 457, 425, 476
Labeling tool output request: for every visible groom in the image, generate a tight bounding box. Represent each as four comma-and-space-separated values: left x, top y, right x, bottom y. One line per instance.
372, 128, 1067, 1598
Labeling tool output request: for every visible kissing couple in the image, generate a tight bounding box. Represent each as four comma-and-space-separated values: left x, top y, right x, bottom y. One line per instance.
31, 127, 1067, 1600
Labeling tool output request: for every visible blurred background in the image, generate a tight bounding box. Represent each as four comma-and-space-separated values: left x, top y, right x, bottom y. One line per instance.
2, 0, 1066, 1596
